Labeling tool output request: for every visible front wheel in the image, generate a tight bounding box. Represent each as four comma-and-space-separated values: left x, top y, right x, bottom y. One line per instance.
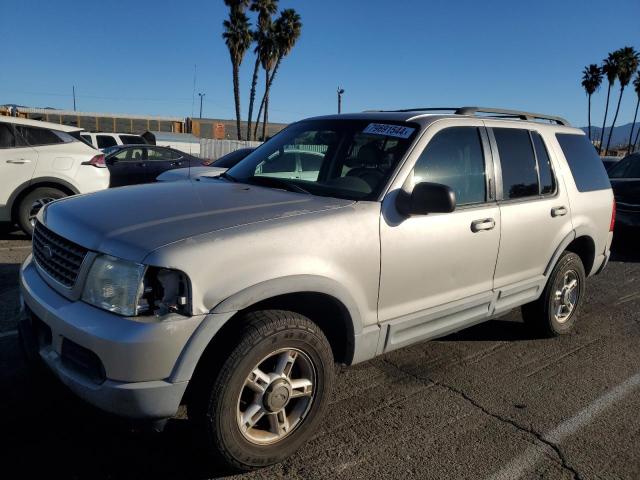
522, 251, 586, 336
189, 310, 335, 471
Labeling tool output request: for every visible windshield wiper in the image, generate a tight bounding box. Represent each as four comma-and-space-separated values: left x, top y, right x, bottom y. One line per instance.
246, 176, 310, 194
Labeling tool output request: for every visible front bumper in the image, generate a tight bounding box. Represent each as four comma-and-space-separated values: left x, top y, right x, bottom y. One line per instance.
19, 255, 204, 419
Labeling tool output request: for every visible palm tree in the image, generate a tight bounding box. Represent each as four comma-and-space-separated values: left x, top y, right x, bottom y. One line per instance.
222, 7, 252, 140
598, 53, 619, 154
581, 64, 603, 141
627, 73, 640, 154
254, 9, 302, 141
605, 47, 640, 154
247, 0, 278, 141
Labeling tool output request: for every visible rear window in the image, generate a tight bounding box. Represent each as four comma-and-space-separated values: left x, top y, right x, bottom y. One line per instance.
120, 135, 145, 145
97, 135, 118, 149
16, 126, 65, 146
556, 134, 610, 192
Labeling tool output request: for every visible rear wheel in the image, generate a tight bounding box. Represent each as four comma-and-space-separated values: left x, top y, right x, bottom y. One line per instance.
522, 251, 586, 336
17, 187, 67, 236
189, 310, 334, 471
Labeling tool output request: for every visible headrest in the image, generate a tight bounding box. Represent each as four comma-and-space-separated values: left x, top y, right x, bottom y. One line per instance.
357, 144, 382, 168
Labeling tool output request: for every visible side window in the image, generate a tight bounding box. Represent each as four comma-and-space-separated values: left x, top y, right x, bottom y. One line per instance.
97, 135, 118, 149
413, 127, 486, 206
114, 148, 146, 161
555, 134, 610, 192
0, 123, 16, 148
493, 128, 538, 200
120, 135, 145, 145
531, 132, 555, 194
16, 126, 64, 146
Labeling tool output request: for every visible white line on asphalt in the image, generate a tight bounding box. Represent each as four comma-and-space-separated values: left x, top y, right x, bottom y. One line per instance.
0, 330, 18, 338
486, 372, 640, 480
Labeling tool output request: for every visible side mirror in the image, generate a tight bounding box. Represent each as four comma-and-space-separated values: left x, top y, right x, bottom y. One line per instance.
396, 182, 456, 216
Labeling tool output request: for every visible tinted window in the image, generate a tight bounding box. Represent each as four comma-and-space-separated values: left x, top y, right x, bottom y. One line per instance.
80, 134, 94, 146
413, 127, 486, 205
261, 151, 297, 174
494, 128, 538, 199
113, 148, 146, 161
97, 135, 118, 149
532, 132, 555, 194
608, 154, 640, 179
147, 148, 173, 161
120, 135, 145, 145
556, 134, 610, 191
16, 126, 64, 146
0, 123, 16, 148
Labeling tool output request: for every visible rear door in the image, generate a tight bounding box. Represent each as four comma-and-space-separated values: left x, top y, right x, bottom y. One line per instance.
488, 125, 573, 314
106, 147, 148, 186
0, 123, 38, 220
144, 147, 185, 182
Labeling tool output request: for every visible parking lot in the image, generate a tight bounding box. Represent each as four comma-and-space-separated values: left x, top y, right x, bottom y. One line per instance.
1, 227, 639, 479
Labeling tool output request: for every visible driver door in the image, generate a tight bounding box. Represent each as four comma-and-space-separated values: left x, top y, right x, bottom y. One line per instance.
378, 122, 500, 352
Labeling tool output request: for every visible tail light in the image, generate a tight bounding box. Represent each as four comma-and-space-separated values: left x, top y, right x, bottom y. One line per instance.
610, 198, 616, 232
83, 154, 106, 168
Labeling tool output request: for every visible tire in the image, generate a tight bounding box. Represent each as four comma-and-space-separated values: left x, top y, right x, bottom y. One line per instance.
522, 251, 586, 337
189, 310, 335, 472
17, 187, 67, 236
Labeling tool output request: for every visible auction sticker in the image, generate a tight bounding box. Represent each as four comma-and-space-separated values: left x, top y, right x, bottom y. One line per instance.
363, 123, 415, 138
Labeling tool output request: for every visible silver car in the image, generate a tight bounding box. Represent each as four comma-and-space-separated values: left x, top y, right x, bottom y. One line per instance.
19, 107, 614, 471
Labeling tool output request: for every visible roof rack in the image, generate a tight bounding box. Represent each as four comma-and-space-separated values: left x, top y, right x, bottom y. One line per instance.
366, 106, 570, 126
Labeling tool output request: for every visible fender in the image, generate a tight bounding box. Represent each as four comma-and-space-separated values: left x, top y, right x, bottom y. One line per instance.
7, 176, 79, 217
543, 230, 576, 277
169, 275, 366, 383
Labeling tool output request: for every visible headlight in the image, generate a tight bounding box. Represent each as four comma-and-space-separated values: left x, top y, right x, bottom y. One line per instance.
82, 254, 191, 317
82, 255, 145, 316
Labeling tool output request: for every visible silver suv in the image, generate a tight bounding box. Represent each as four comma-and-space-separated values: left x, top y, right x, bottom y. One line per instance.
19, 107, 614, 470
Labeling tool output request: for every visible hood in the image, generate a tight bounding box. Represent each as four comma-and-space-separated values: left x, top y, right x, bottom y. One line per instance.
156, 166, 226, 182
42, 180, 353, 262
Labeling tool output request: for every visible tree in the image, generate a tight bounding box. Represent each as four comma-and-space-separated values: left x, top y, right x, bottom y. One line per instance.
581, 64, 603, 141
605, 47, 640, 154
254, 8, 302, 140
627, 73, 640, 154
247, 0, 278, 141
598, 53, 619, 154
222, 5, 252, 140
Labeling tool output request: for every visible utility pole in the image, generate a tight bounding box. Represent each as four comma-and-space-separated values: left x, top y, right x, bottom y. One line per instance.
337, 87, 344, 114
72, 85, 77, 111
198, 93, 206, 118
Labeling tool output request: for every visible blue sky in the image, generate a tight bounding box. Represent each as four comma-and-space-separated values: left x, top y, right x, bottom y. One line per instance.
2, 0, 639, 127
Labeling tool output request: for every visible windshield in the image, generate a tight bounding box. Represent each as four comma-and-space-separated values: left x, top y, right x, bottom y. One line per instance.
226, 119, 419, 200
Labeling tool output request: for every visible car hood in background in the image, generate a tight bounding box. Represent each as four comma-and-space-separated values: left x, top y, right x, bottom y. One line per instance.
156, 166, 227, 182
41, 181, 353, 262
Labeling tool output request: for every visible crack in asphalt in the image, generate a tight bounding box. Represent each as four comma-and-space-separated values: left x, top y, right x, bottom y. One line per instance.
381, 358, 583, 480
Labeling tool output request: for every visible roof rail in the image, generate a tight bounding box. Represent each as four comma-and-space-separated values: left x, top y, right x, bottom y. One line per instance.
366, 106, 570, 126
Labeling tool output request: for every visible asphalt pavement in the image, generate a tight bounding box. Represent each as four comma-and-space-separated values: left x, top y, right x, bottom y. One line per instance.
1, 226, 639, 479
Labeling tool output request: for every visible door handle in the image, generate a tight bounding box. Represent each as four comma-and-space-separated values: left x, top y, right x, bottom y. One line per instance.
471, 218, 496, 232
6, 159, 32, 164
551, 206, 568, 217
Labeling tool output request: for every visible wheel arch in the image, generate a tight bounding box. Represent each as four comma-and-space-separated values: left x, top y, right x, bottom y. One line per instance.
544, 230, 597, 278
9, 177, 79, 222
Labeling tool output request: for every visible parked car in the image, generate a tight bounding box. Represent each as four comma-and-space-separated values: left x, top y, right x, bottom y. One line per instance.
608, 152, 640, 229
80, 132, 147, 150
601, 155, 621, 171
156, 148, 255, 182
0, 116, 109, 235
19, 107, 614, 471
103, 145, 202, 187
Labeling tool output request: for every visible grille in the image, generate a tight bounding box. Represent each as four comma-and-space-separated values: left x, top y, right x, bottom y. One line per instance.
32, 222, 88, 288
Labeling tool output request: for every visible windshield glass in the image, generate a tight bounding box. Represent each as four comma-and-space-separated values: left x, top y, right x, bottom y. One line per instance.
226, 119, 419, 200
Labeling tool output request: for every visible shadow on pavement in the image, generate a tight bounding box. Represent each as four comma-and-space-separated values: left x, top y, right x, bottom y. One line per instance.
0, 224, 28, 241
438, 317, 540, 343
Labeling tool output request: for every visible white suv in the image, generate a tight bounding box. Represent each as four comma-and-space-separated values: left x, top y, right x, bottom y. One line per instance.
80, 132, 147, 150
0, 116, 110, 235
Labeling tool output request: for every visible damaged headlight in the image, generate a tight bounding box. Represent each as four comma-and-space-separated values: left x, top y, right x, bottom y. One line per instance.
81, 254, 191, 317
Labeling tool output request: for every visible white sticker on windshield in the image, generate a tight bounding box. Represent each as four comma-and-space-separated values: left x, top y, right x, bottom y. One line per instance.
363, 123, 415, 139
